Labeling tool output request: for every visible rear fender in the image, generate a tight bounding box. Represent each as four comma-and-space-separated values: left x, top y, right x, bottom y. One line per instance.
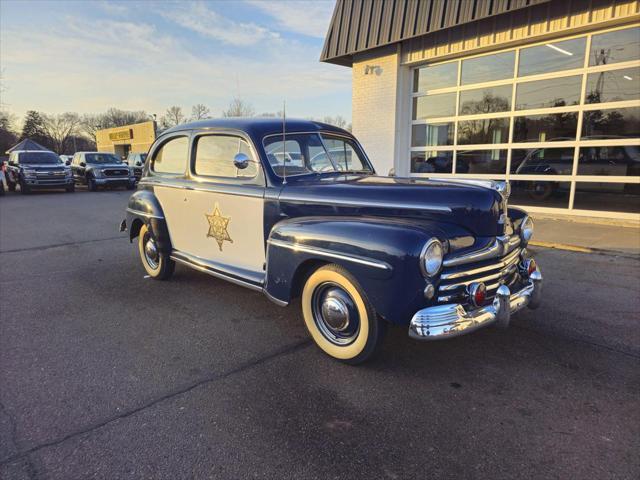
264, 216, 463, 325
125, 189, 171, 254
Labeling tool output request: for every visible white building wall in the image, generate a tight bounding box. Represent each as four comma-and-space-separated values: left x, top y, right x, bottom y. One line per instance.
352, 45, 400, 176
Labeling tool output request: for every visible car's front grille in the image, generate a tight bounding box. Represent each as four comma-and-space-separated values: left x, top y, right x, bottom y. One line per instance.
437, 247, 522, 305
35, 170, 65, 179
103, 169, 128, 177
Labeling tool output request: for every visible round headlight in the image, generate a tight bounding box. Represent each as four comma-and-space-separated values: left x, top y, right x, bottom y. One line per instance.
420, 238, 444, 277
520, 216, 534, 245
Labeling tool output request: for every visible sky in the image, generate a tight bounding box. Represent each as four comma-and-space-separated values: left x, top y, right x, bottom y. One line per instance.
0, 0, 352, 124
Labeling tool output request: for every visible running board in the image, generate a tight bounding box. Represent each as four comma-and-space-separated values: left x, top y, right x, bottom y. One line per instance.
170, 250, 264, 292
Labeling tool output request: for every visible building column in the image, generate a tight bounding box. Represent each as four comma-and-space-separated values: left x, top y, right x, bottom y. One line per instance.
352, 45, 410, 177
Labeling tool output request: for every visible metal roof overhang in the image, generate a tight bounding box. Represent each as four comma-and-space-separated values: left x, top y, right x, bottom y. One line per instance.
320, 0, 551, 66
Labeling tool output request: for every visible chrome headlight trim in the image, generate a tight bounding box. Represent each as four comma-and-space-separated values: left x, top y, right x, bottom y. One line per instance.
420, 238, 444, 278
520, 216, 534, 245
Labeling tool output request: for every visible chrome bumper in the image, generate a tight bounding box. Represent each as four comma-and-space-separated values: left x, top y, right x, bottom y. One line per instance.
409, 270, 542, 340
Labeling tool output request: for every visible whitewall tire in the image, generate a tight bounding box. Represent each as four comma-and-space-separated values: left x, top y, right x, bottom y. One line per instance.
302, 264, 385, 364
138, 224, 175, 280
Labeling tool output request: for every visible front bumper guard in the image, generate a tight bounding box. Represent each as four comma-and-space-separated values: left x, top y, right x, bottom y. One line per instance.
409, 271, 542, 340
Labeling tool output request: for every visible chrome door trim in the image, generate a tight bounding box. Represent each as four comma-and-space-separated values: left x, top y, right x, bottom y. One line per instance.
139, 179, 265, 198
267, 239, 392, 271
170, 250, 264, 291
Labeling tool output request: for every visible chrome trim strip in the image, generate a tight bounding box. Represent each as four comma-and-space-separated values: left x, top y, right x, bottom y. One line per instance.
439, 271, 505, 291
126, 208, 164, 220
263, 289, 289, 307
443, 236, 521, 267
440, 248, 520, 280
139, 180, 265, 198
267, 239, 392, 271
279, 196, 452, 214
170, 251, 263, 292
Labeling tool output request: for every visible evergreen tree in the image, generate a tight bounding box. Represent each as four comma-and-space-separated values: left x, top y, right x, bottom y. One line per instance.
20, 110, 52, 148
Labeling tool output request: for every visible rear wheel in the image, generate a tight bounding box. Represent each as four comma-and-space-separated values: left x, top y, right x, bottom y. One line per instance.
301, 264, 385, 364
138, 224, 175, 280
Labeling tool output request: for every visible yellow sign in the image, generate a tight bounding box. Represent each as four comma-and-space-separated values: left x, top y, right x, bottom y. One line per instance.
205, 203, 233, 251
109, 129, 133, 141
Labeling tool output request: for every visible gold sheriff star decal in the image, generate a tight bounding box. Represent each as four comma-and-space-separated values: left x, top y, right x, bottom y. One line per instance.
205, 203, 233, 251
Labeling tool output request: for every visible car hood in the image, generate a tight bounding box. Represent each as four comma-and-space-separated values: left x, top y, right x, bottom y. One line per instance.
20, 164, 67, 169
278, 174, 504, 237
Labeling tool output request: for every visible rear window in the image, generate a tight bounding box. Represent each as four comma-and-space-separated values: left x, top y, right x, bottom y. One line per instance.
18, 152, 61, 164
153, 136, 188, 174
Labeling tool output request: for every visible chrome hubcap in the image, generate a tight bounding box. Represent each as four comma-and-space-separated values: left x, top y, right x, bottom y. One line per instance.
321, 295, 350, 331
312, 284, 359, 345
143, 234, 159, 269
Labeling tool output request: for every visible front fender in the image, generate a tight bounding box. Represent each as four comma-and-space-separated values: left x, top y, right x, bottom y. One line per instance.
264, 216, 462, 325
125, 189, 171, 253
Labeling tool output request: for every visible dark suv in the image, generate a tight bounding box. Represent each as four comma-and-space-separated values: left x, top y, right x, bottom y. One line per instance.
5, 150, 74, 194
71, 152, 136, 191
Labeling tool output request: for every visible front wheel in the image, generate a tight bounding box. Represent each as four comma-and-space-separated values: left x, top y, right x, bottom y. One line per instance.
301, 264, 385, 364
87, 176, 98, 192
138, 224, 175, 280
19, 181, 30, 194
66, 183, 75, 193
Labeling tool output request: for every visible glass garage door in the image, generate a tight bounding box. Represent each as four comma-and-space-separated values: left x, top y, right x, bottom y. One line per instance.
410, 24, 640, 218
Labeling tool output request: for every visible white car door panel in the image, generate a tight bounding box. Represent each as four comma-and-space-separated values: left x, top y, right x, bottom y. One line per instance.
156, 185, 265, 274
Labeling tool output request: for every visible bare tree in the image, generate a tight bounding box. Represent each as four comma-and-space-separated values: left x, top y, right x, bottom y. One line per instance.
80, 114, 102, 143
81, 109, 150, 142
161, 106, 185, 128
191, 104, 211, 121
102, 108, 149, 127
43, 112, 81, 153
322, 115, 348, 129
222, 97, 255, 118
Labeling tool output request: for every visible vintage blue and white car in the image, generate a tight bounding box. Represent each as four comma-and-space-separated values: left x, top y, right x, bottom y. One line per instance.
121, 119, 542, 364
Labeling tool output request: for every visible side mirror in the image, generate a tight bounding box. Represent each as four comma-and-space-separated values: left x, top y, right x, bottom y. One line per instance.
8, 160, 16, 167
135, 161, 142, 167
233, 152, 250, 170
65, 160, 71, 166
80, 161, 86, 167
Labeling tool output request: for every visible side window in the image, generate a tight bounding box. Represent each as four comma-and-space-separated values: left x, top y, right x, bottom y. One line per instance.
194, 135, 258, 179
152, 136, 188, 174
321, 135, 370, 172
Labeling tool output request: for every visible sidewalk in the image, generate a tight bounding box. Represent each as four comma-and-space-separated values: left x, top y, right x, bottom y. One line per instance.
530, 214, 640, 256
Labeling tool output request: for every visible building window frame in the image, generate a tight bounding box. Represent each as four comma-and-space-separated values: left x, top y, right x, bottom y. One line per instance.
408, 23, 640, 219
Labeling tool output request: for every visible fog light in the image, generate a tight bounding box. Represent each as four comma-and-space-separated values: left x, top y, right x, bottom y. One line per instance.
468, 282, 486, 308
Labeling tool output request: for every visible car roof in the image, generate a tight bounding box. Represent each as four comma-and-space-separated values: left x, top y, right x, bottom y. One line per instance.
14, 150, 56, 153
161, 117, 350, 139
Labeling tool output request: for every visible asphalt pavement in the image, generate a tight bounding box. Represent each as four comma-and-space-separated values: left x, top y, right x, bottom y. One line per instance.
0, 189, 638, 480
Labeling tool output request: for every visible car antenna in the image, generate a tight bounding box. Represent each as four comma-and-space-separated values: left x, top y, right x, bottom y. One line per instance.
282, 100, 287, 185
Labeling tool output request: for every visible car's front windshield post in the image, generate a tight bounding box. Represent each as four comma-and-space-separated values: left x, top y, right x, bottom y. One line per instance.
317, 134, 340, 172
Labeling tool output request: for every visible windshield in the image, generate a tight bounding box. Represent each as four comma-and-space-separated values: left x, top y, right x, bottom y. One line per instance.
18, 152, 61, 164
85, 153, 122, 164
263, 133, 372, 177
